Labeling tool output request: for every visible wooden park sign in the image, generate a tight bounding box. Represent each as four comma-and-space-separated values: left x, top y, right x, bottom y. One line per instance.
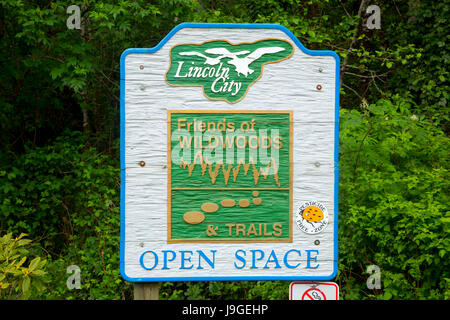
120, 23, 339, 282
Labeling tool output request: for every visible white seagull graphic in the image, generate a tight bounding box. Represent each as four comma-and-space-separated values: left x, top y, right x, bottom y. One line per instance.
205, 47, 285, 77
178, 50, 249, 66
179, 47, 286, 77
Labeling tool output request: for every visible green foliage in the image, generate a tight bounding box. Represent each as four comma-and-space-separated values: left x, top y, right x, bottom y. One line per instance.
0, 133, 132, 299
160, 280, 289, 300
338, 96, 449, 299
0, 232, 47, 299
0, 0, 448, 300
386, 1, 449, 128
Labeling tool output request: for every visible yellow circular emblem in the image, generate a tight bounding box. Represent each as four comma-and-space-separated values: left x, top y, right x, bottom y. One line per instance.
302, 206, 324, 223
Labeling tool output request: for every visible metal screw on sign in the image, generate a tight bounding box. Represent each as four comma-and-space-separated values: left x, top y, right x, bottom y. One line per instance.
139, 65, 144, 70
316, 84, 322, 91
318, 68, 323, 73
314, 240, 320, 245
139, 161, 146, 167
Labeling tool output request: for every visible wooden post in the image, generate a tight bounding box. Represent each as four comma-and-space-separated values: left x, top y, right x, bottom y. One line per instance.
134, 282, 159, 300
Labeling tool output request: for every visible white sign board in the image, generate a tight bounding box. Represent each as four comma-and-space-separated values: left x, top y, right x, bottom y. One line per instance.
289, 282, 339, 300
120, 23, 339, 282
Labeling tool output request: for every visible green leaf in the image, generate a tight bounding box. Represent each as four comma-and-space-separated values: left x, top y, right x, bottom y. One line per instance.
22, 276, 30, 293
28, 257, 41, 271
15, 256, 27, 268
32, 270, 46, 276
383, 291, 393, 300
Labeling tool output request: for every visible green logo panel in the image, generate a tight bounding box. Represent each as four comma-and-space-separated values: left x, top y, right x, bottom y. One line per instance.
166, 39, 294, 103
167, 111, 292, 242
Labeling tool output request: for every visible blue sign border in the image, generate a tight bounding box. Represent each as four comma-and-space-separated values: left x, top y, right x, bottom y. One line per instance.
120, 22, 339, 282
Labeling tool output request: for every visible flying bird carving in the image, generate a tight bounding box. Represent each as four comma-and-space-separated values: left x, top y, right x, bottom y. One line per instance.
178, 51, 225, 66
178, 47, 286, 77
206, 47, 286, 77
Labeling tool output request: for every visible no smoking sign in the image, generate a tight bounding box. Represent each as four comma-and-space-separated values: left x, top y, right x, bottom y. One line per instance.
302, 288, 327, 300
289, 282, 339, 300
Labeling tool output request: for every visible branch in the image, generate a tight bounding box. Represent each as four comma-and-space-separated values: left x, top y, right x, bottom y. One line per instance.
338, 0, 352, 18
340, 0, 369, 88
342, 83, 364, 101
353, 124, 372, 179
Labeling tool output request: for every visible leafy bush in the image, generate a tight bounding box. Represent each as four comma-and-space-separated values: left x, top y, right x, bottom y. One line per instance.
338, 95, 449, 299
0, 133, 132, 299
160, 280, 289, 300
0, 233, 47, 299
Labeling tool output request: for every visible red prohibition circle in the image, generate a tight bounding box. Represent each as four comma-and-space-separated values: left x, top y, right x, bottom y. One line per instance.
301, 288, 327, 300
